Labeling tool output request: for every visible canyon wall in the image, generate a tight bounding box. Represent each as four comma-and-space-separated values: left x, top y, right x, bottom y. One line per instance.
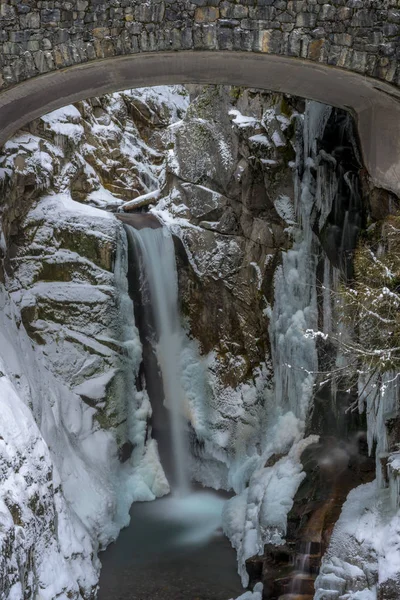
0, 83, 399, 600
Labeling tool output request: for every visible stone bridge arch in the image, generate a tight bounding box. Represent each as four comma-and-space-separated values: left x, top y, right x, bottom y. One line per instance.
0, 1, 399, 195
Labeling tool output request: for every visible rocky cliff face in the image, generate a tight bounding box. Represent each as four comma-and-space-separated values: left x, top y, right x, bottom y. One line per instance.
168, 85, 295, 386
150, 86, 303, 491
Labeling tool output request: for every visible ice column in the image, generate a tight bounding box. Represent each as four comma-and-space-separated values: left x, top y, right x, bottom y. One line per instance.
269, 102, 332, 422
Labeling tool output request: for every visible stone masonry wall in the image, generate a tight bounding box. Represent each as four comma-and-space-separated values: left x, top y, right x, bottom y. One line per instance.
0, 0, 399, 92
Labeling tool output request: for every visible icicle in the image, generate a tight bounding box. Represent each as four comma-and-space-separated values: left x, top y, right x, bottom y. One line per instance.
322, 256, 332, 335
358, 370, 399, 493
269, 101, 330, 422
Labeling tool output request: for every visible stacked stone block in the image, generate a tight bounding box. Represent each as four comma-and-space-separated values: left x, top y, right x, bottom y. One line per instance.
0, 0, 399, 90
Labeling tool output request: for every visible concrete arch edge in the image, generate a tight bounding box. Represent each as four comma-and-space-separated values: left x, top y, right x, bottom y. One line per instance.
0, 51, 399, 196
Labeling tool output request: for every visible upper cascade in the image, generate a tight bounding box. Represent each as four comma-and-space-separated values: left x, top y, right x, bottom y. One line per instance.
124, 216, 190, 496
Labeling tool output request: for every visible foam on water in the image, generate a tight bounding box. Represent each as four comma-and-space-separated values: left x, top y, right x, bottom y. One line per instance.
157, 490, 225, 546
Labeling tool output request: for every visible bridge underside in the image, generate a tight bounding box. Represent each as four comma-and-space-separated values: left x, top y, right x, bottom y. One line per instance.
0, 51, 399, 196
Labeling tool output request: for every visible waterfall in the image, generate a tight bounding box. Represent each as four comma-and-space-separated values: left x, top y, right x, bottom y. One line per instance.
124, 219, 190, 497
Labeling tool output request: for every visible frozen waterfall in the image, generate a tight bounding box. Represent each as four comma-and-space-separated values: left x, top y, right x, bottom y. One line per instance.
124, 218, 190, 496
268, 103, 331, 423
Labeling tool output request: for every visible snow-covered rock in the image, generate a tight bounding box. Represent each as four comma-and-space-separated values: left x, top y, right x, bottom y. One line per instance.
0, 87, 188, 598
153, 86, 301, 485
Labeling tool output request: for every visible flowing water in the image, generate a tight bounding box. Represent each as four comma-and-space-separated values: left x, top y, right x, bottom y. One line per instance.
98, 216, 242, 599
125, 220, 190, 496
